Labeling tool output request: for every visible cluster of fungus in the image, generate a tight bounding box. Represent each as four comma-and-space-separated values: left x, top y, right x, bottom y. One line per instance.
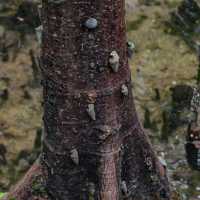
82, 17, 135, 197
83, 18, 134, 122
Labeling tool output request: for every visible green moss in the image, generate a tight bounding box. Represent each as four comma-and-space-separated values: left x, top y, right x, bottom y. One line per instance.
0, 192, 6, 198
138, 0, 161, 6
126, 15, 148, 31
165, 0, 181, 9
9, 198, 16, 200
31, 176, 47, 197
89, 195, 94, 200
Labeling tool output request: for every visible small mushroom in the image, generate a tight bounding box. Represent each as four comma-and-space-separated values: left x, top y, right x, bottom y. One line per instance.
70, 149, 79, 165
109, 51, 120, 72
121, 181, 128, 195
87, 104, 96, 120
90, 62, 95, 69
121, 84, 129, 96
127, 41, 135, 58
84, 18, 98, 30
95, 125, 112, 140
150, 174, 159, 183
37, 4, 42, 22
35, 25, 43, 45
158, 156, 167, 168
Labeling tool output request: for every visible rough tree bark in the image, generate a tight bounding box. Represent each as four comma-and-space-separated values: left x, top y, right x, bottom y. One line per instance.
3, 0, 171, 200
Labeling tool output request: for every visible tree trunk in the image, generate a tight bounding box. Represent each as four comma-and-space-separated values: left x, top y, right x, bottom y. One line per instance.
4, 0, 171, 200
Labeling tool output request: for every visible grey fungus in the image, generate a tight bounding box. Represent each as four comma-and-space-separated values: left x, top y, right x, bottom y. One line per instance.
70, 149, 79, 165
84, 18, 98, 30
109, 51, 120, 72
158, 156, 167, 168
121, 181, 128, 195
121, 84, 129, 96
90, 62, 95, 69
37, 4, 42, 22
127, 41, 135, 58
87, 104, 96, 121
127, 41, 135, 49
35, 25, 43, 45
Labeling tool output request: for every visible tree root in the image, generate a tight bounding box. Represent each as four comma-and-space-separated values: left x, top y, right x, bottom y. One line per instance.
2, 159, 49, 200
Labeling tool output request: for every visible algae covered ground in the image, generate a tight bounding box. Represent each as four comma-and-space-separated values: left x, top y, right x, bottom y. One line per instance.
0, 0, 200, 199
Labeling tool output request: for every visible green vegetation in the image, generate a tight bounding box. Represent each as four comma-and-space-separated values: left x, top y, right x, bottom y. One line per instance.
31, 176, 47, 197
0, 192, 6, 199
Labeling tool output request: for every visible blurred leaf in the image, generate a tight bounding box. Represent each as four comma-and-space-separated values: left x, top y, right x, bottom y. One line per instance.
0, 192, 6, 198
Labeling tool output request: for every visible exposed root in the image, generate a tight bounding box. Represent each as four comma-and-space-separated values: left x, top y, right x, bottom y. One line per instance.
2, 159, 49, 200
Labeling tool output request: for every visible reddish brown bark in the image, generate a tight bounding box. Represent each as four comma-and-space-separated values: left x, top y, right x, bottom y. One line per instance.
4, 0, 171, 199
2, 161, 47, 200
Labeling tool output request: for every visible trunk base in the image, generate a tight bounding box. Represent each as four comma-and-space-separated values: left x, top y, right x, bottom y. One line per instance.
2, 159, 49, 200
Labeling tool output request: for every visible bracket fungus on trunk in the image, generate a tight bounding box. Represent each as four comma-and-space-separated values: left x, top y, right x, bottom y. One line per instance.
109, 51, 120, 73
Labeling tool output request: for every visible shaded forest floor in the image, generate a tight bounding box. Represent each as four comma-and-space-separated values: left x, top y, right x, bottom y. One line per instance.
0, 0, 200, 199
